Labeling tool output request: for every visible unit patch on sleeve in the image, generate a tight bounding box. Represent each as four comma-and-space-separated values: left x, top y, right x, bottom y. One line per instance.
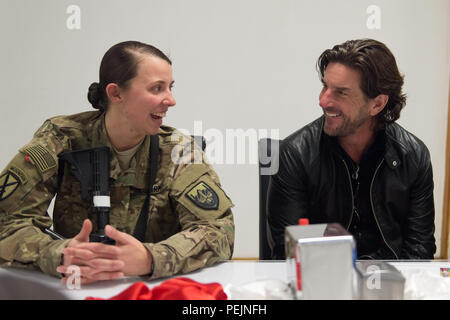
185, 181, 219, 210
0, 169, 22, 201
22, 144, 57, 173
9, 166, 28, 185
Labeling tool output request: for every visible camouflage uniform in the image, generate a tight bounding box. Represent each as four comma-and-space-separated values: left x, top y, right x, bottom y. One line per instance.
0, 111, 234, 279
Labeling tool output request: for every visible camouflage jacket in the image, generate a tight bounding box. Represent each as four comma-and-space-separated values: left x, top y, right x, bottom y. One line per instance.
0, 111, 234, 279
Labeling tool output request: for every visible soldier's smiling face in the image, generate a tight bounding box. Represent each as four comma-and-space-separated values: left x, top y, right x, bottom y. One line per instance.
119, 55, 176, 136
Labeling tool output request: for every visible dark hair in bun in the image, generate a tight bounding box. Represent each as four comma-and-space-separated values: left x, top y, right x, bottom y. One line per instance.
87, 41, 172, 112
87, 82, 106, 111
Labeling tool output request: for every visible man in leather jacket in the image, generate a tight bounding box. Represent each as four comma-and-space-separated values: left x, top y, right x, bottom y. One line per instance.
267, 39, 436, 260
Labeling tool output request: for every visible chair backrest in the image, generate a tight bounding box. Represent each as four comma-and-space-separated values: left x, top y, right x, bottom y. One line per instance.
258, 138, 280, 260
192, 135, 206, 151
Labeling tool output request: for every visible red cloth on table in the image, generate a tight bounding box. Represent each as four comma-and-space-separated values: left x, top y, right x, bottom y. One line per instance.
86, 277, 227, 300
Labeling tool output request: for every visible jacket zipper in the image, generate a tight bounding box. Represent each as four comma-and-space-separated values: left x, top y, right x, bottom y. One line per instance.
370, 158, 399, 259
341, 159, 354, 230
342, 157, 399, 259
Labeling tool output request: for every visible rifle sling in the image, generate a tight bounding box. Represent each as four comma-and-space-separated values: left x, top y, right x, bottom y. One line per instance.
133, 134, 159, 242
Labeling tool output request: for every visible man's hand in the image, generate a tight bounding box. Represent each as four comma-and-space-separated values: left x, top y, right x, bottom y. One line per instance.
57, 221, 152, 285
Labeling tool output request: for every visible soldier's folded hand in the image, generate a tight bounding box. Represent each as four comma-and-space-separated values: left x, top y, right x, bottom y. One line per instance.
56, 220, 152, 284
57, 219, 124, 284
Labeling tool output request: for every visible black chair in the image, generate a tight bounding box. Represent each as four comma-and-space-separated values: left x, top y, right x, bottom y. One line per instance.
192, 135, 206, 151
258, 138, 280, 260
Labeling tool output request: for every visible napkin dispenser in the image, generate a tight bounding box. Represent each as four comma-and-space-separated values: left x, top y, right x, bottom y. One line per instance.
285, 223, 356, 299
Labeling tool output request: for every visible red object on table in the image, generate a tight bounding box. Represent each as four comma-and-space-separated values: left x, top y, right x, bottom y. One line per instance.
86, 277, 228, 300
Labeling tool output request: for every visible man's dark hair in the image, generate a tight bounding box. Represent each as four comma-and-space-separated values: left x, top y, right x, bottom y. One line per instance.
317, 39, 406, 128
87, 41, 172, 112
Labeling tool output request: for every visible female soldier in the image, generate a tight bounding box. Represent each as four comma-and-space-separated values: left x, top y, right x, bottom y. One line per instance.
0, 41, 234, 284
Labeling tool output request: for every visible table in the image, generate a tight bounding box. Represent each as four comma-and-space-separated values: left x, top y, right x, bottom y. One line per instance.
1, 260, 449, 300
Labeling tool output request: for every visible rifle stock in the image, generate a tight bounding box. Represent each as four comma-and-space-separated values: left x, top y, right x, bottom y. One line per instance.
58, 146, 115, 244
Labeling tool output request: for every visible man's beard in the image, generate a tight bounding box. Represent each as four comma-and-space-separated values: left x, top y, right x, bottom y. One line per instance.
323, 108, 370, 137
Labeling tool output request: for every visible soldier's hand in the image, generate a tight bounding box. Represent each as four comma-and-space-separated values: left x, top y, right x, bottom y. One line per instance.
104, 224, 153, 276
57, 224, 152, 283
57, 219, 124, 284
68, 219, 91, 246
58, 218, 91, 272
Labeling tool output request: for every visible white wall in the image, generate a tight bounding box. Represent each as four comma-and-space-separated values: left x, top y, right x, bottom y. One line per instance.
0, 0, 448, 258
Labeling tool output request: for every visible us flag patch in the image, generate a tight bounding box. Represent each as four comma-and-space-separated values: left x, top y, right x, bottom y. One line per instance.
22, 145, 56, 173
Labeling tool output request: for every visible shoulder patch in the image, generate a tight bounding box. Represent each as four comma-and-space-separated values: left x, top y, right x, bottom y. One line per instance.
22, 145, 56, 173
185, 181, 219, 210
8, 166, 28, 185
0, 170, 22, 201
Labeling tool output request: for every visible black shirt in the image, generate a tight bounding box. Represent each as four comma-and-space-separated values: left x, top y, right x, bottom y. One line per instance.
333, 131, 387, 258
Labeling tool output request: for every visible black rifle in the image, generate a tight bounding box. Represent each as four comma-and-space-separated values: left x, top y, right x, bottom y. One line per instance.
45, 135, 160, 243
57, 146, 115, 244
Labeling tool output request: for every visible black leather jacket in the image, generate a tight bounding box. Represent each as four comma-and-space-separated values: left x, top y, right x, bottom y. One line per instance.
267, 116, 436, 260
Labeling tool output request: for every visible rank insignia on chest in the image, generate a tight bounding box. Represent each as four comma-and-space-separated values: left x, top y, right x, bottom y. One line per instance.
0, 170, 21, 201
185, 181, 219, 210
